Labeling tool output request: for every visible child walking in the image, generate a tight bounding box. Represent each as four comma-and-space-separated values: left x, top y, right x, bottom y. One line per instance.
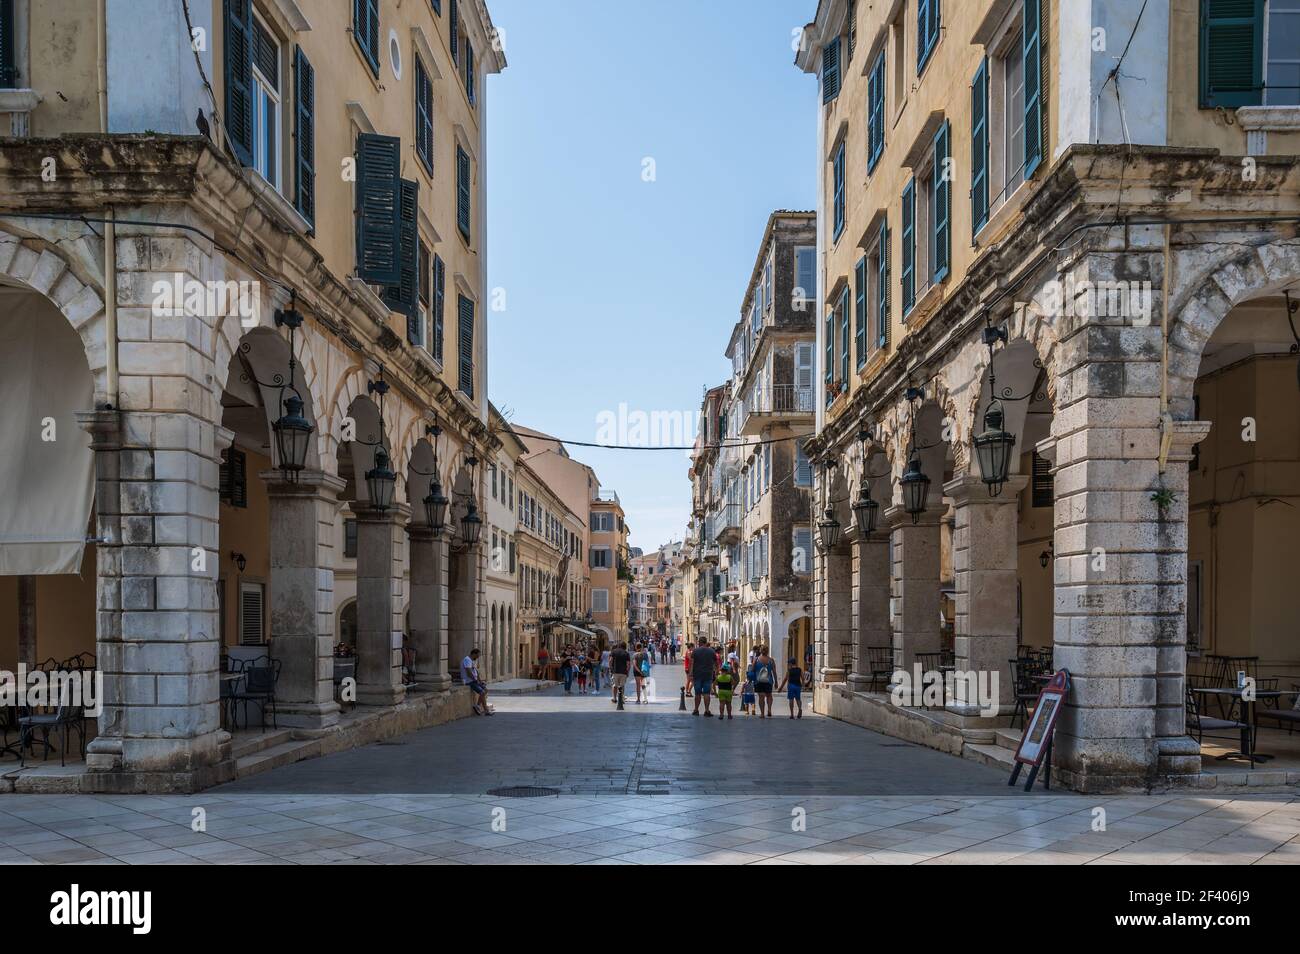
741, 676, 756, 715
715, 664, 735, 720
576, 656, 589, 694
777, 657, 804, 719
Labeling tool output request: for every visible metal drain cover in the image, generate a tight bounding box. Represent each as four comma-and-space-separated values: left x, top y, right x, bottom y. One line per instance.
487, 786, 561, 798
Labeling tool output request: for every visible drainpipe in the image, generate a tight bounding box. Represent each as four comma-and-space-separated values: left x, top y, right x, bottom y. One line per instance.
104, 207, 118, 408
96, 0, 108, 132
1158, 223, 1174, 473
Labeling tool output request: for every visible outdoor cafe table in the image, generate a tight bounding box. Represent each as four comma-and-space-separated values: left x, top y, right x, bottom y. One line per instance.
1192, 687, 1296, 765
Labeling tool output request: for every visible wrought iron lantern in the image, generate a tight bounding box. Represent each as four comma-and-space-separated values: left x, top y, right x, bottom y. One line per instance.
460, 455, 483, 547
424, 477, 449, 535
973, 401, 1016, 496
817, 506, 842, 550
238, 301, 314, 479
852, 482, 879, 534
899, 455, 930, 522
365, 447, 397, 512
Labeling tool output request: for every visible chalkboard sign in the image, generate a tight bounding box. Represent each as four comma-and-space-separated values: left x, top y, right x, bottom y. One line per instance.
1009, 668, 1070, 791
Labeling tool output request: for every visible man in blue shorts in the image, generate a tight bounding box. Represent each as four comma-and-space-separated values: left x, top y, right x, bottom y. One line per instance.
691, 637, 717, 717
460, 648, 491, 715
777, 656, 803, 719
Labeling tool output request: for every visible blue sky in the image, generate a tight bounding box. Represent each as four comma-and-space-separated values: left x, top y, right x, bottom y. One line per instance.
486, 0, 817, 553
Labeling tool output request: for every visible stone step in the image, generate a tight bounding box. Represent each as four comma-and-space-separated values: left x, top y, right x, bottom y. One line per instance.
965, 742, 1017, 772
231, 729, 294, 761
235, 738, 322, 779
994, 728, 1023, 752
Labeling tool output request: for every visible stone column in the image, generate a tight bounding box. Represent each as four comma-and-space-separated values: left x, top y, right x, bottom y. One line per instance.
354, 503, 408, 706
822, 545, 852, 681
848, 529, 890, 692
264, 469, 345, 729
408, 523, 451, 691
447, 540, 481, 678
886, 505, 942, 688
945, 474, 1027, 717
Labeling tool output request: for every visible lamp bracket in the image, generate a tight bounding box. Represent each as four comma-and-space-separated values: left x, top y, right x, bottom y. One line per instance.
905, 386, 924, 403
274, 307, 303, 331
982, 324, 1007, 348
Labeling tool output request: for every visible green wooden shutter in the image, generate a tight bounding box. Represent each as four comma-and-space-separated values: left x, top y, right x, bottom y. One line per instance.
416, 57, 434, 174
465, 40, 475, 105
833, 141, 845, 240
868, 51, 885, 172
382, 178, 420, 329
224, 0, 254, 167
917, 0, 939, 73
854, 256, 868, 368
355, 133, 402, 285
822, 36, 841, 104
353, 0, 379, 76
450, 0, 459, 64
293, 46, 316, 226
971, 58, 988, 236
456, 146, 472, 241
433, 253, 446, 361
877, 219, 890, 348
824, 305, 834, 393
457, 295, 475, 398
0, 0, 17, 87
1199, 0, 1264, 107
1023, 0, 1043, 177
932, 120, 950, 283
839, 286, 850, 384
901, 179, 915, 313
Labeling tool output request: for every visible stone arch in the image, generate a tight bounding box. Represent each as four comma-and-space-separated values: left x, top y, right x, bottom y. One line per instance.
1165, 238, 1300, 418
327, 365, 374, 463
969, 336, 1052, 478
0, 230, 107, 404
222, 326, 323, 473
339, 394, 391, 507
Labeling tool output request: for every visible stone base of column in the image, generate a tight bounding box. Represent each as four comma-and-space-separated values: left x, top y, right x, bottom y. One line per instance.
822, 667, 846, 684
1156, 734, 1202, 777
84, 732, 235, 793
846, 672, 876, 692
272, 700, 341, 730
416, 670, 453, 693
356, 683, 407, 707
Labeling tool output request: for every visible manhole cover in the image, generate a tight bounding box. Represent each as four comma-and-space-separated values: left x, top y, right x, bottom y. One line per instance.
486, 786, 561, 798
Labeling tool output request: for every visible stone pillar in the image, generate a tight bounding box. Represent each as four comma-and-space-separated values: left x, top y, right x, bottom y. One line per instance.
354, 503, 408, 706
848, 529, 890, 692
822, 545, 852, 681
408, 523, 452, 691
82, 408, 227, 788
886, 505, 942, 687
447, 540, 480, 678
946, 474, 1027, 717
264, 469, 345, 729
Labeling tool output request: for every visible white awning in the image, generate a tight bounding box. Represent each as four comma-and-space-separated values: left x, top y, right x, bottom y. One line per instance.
554, 622, 597, 639
0, 293, 95, 575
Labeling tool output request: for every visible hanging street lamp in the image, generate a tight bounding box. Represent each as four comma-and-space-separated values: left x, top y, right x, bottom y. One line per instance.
237, 299, 314, 480
973, 324, 1017, 496
817, 506, 842, 550
415, 422, 449, 534
361, 371, 396, 512
460, 455, 483, 547
901, 387, 930, 523
852, 482, 879, 534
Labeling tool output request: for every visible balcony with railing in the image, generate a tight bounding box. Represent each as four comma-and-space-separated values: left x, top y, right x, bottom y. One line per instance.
739, 384, 815, 435
712, 503, 741, 545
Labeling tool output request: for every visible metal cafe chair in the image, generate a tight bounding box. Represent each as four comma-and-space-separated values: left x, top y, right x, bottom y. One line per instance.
1185, 686, 1253, 767
234, 657, 281, 730
866, 646, 893, 692
1008, 660, 1041, 729
17, 673, 87, 768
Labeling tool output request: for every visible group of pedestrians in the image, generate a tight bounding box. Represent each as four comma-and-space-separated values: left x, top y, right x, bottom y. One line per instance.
685, 638, 805, 719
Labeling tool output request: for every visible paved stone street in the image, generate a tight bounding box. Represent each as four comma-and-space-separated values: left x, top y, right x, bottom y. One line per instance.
1, 662, 1300, 864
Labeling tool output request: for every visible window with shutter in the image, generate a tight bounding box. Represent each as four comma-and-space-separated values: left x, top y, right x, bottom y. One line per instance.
876, 219, 890, 348
932, 121, 950, 283
344, 518, 358, 558
901, 179, 915, 313
457, 294, 475, 398
868, 51, 886, 172
854, 256, 868, 368
824, 305, 835, 397
0, 0, 17, 88
794, 526, 812, 574
1023, 0, 1044, 177
465, 39, 475, 105
432, 253, 446, 361
450, 0, 459, 64
456, 145, 472, 242
382, 178, 420, 326
431, 0, 442, 14
795, 247, 817, 303
354, 133, 402, 285
239, 582, 265, 646
971, 58, 989, 235
822, 36, 841, 103
224, 0, 255, 167
917, 0, 940, 74
839, 286, 850, 384
293, 46, 315, 225
795, 341, 814, 407
1031, 450, 1054, 508
220, 448, 248, 508
832, 140, 846, 240
353, 0, 380, 76
1199, 0, 1265, 107
415, 55, 434, 175
414, 240, 430, 348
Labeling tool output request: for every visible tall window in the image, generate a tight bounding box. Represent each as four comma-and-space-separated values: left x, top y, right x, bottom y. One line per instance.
353, 0, 380, 76
415, 54, 434, 175
1200, 0, 1300, 107
0, 0, 17, 87
867, 50, 886, 171
457, 294, 475, 398
456, 145, 472, 241
250, 14, 281, 189
832, 140, 846, 241
917, 0, 941, 74
431, 254, 445, 361
795, 246, 816, 303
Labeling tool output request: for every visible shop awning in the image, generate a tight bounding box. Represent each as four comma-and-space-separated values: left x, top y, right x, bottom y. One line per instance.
553, 622, 597, 638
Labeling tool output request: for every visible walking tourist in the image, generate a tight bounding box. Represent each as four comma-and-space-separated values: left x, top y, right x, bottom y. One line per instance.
610, 642, 631, 705
669, 640, 678, 664
683, 642, 694, 697
752, 646, 777, 718
536, 644, 550, 680
589, 648, 602, 692
577, 654, 589, 694
691, 638, 717, 717
632, 642, 651, 704
599, 646, 611, 689
560, 648, 574, 694
461, 648, 491, 716
777, 657, 803, 719
741, 675, 756, 715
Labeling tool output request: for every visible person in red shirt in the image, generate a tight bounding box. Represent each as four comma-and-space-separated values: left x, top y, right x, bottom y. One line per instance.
684, 642, 694, 697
